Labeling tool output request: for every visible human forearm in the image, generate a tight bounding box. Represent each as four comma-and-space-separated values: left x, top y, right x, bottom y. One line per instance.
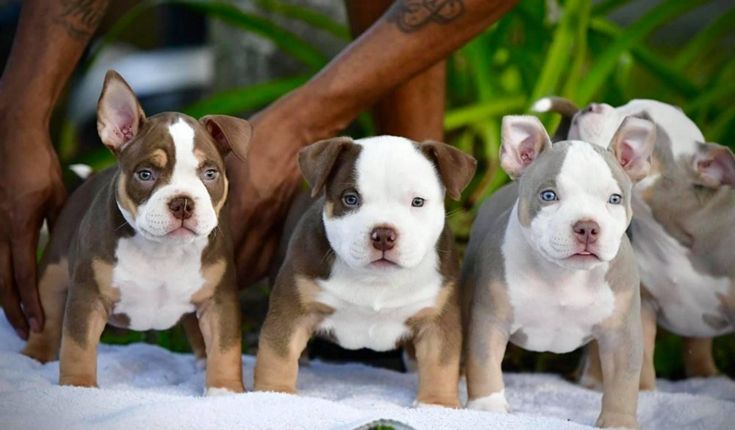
306, 0, 518, 137
0, 0, 109, 120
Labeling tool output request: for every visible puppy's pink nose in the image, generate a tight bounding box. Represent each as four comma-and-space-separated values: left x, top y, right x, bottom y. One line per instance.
371, 227, 397, 251
169, 196, 194, 220
573, 220, 600, 245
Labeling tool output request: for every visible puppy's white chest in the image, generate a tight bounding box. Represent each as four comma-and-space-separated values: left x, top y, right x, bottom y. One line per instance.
111, 236, 206, 331
315, 259, 443, 351
503, 226, 615, 354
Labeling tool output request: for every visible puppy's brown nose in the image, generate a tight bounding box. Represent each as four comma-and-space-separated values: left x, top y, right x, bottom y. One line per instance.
573, 220, 600, 245
371, 227, 397, 251
169, 196, 194, 220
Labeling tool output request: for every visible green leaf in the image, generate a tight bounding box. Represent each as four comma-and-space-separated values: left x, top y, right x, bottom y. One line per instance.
674, 6, 735, 71
84, 0, 328, 73
179, 0, 328, 70
577, 0, 709, 104
530, 0, 587, 103
255, 0, 350, 40
592, 0, 635, 16
588, 17, 699, 98
444, 97, 527, 131
182, 75, 309, 117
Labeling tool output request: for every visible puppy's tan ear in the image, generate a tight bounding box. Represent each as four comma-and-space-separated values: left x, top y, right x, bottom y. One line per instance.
500, 115, 552, 179
200, 115, 253, 162
97, 70, 146, 154
418, 141, 477, 200
692, 142, 735, 188
298, 137, 356, 198
610, 116, 656, 182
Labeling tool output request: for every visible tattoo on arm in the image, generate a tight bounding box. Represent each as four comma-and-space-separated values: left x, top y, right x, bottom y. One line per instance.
387, 0, 465, 33
55, 0, 109, 40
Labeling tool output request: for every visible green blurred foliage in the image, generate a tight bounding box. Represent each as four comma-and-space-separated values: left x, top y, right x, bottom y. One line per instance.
56, 0, 734, 379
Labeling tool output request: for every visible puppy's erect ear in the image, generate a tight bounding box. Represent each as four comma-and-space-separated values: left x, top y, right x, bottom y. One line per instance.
500, 115, 552, 179
610, 116, 656, 182
693, 142, 735, 188
200, 115, 253, 162
418, 141, 477, 200
298, 137, 356, 198
97, 70, 146, 154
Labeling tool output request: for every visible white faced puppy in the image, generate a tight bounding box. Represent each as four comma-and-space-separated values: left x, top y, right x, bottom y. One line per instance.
463, 115, 656, 429
254, 136, 476, 407
536, 97, 735, 388
22, 71, 249, 394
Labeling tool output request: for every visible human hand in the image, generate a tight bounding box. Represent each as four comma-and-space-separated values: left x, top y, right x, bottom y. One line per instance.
0, 112, 66, 339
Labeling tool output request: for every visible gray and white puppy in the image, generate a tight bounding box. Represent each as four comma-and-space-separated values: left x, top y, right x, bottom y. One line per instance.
536, 97, 735, 388
463, 115, 656, 429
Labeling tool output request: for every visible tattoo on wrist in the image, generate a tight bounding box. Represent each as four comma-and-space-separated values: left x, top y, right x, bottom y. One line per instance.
55, 0, 109, 40
387, 0, 465, 33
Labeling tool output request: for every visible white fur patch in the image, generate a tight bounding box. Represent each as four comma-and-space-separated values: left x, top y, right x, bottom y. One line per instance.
111, 234, 208, 331
466, 390, 510, 413
506, 205, 616, 354
315, 255, 442, 351
631, 196, 731, 337
205, 387, 237, 397
524, 141, 629, 268
531, 97, 552, 113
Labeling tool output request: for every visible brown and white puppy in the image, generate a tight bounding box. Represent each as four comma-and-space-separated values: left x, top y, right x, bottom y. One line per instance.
22, 71, 250, 394
463, 115, 656, 429
536, 97, 735, 389
254, 136, 476, 407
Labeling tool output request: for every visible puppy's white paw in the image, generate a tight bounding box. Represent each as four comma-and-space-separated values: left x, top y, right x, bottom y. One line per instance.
466, 391, 510, 413
205, 387, 236, 397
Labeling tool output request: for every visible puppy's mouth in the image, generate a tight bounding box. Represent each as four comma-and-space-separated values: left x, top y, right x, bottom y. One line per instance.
568, 250, 601, 262
370, 256, 400, 269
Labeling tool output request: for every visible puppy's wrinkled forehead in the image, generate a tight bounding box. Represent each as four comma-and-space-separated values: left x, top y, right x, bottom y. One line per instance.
518, 140, 631, 225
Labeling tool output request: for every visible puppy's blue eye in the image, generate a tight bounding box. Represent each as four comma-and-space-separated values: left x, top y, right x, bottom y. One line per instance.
136, 169, 155, 181
342, 192, 360, 207
202, 168, 219, 181
411, 197, 425, 207
608, 193, 623, 204
540, 190, 558, 201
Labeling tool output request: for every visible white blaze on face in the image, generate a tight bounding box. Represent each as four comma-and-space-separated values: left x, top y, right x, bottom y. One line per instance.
133, 118, 218, 242
523, 141, 630, 269
322, 136, 446, 269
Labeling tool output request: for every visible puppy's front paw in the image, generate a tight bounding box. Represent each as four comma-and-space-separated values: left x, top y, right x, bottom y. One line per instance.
205, 387, 239, 397
596, 412, 639, 429
466, 391, 510, 413
413, 397, 460, 409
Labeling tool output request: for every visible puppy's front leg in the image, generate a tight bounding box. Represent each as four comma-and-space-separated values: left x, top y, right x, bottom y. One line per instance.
639, 298, 658, 390
253, 311, 316, 394
595, 295, 643, 429
197, 282, 244, 394
411, 302, 461, 408
682, 337, 719, 378
59, 286, 108, 387
465, 320, 510, 413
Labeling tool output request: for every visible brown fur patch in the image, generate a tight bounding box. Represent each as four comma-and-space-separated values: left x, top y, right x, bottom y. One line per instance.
190, 259, 227, 305
22, 259, 70, 363
149, 148, 168, 169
